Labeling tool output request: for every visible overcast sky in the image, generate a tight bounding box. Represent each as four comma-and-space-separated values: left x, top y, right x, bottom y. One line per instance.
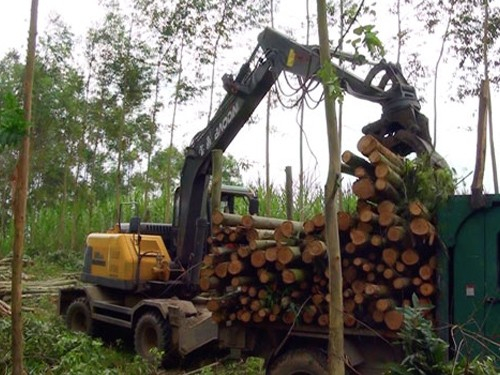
0, 1, 496, 193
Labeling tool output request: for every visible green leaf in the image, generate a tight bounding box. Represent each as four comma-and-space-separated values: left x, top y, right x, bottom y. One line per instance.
0, 91, 27, 148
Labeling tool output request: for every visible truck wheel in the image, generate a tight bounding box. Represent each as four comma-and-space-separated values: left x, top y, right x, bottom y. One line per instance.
267, 348, 328, 375
66, 297, 94, 335
134, 311, 177, 366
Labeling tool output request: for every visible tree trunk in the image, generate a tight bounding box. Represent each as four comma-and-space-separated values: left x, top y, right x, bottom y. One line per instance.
12, 1, 38, 373
316, 1, 344, 373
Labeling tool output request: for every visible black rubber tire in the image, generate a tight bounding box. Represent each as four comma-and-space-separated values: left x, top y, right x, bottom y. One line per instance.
267, 348, 329, 375
66, 297, 94, 336
134, 311, 177, 366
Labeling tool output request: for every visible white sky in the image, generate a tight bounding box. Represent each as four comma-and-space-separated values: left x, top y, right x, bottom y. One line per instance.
0, 0, 496, 193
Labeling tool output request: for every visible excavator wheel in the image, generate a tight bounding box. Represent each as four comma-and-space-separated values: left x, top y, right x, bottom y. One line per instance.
134, 311, 177, 366
267, 348, 329, 375
66, 297, 94, 336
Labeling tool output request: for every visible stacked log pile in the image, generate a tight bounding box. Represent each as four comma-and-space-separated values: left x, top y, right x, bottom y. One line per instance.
0, 257, 79, 304
202, 134, 439, 333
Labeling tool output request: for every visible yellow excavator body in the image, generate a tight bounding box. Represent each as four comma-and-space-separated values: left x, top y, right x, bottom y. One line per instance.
81, 233, 171, 290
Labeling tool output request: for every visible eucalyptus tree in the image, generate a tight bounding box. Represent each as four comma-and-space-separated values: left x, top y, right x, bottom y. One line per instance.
87, 1, 153, 222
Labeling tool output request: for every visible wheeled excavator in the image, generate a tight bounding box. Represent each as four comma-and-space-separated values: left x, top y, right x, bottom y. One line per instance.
58, 28, 452, 370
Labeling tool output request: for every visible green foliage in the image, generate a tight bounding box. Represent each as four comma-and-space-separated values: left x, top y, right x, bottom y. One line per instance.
317, 60, 344, 101
0, 313, 158, 374
0, 91, 27, 148
402, 154, 456, 212
352, 24, 385, 59
385, 297, 498, 375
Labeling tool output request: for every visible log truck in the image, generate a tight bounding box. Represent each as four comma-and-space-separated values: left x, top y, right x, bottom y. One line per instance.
58, 28, 500, 374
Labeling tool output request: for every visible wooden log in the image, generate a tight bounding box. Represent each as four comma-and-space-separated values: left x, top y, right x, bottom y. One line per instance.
369, 151, 404, 176
372, 309, 385, 324
301, 248, 314, 264
354, 293, 365, 305
409, 200, 431, 219
265, 246, 278, 262
303, 220, 316, 234
343, 266, 358, 284
237, 309, 252, 323
312, 213, 325, 229
370, 234, 385, 248
357, 222, 373, 233
379, 212, 404, 227
377, 200, 397, 215
231, 276, 257, 287
344, 242, 357, 254
375, 179, 401, 202
343, 314, 356, 327
364, 283, 390, 297
302, 305, 319, 324
228, 228, 246, 243
344, 298, 356, 313
358, 134, 404, 169
282, 269, 307, 284
393, 277, 411, 290
383, 268, 395, 280
395, 261, 406, 273
200, 267, 215, 278
318, 313, 329, 327
359, 209, 379, 224
214, 262, 230, 278
249, 240, 277, 251
342, 150, 373, 170
242, 214, 292, 230
384, 309, 404, 331
280, 220, 304, 238
212, 211, 242, 226
246, 228, 275, 242
306, 240, 327, 257
375, 163, 404, 189
228, 259, 246, 275
387, 226, 406, 242
250, 250, 267, 268
400, 248, 419, 266
237, 246, 251, 258
199, 276, 221, 291
352, 178, 376, 200
350, 228, 371, 246
282, 310, 297, 325
250, 299, 262, 312
257, 269, 276, 284
211, 246, 237, 256
419, 264, 434, 281
410, 217, 436, 236
375, 298, 395, 312
351, 280, 366, 295
277, 246, 302, 265
337, 211, 353, 232
354, 166, 375, 179
412, 277, 423, 286
419, 282, 435, 297
382, 248, 399, 266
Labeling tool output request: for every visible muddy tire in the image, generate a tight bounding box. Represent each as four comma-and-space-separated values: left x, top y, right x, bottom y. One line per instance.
134, 311, 177, 366
66, 297, 94, 335
267, 348, 328, 375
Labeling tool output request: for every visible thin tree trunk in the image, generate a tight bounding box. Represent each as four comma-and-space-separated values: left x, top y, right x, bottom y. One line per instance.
433, 6, 452, 148
396, 0, 402, 64
12, 1, 38, 373
299, 0, 310, 221
265, 0, 275, 217
115, 107, 125, 223
165, 37, 184, 222
482, 0, 498, 193
316, 1, 344, 373
338, 0, 345, 211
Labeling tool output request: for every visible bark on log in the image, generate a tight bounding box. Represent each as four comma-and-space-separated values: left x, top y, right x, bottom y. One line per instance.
212, 211, 242, 226
409, 200, 431, 219
375, 179, 401, 202
375, 163, 404, 188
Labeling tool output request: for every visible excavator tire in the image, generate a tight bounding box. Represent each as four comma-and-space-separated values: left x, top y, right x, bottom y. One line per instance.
66, 297, 95, 336
134, 311, 177, 366
267, 348, 328, 375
